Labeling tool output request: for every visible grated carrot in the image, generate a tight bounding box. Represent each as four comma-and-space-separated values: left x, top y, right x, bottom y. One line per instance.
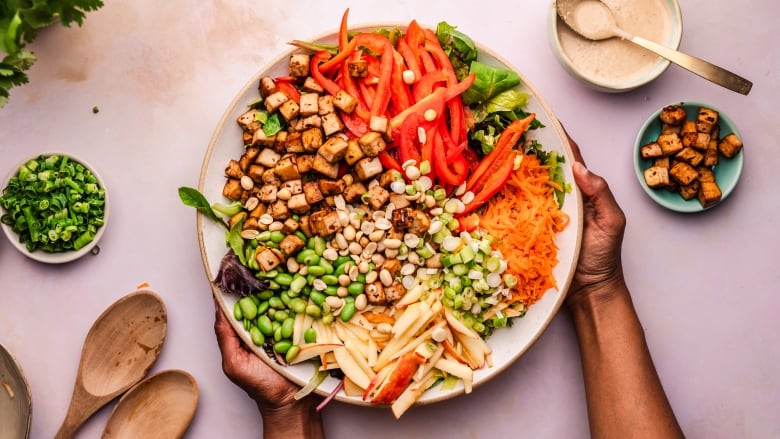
479, 154, 569, 306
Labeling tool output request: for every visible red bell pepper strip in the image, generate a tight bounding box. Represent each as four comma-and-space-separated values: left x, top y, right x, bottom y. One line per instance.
341, 110, 368, 138
310, 50, 343, 97
339, 55, 371, 121
352, 34, 393, 119
466, 114, 535, 192
319, 38, 358, 73
338, 8, 350, 50
413, 70, 448, 102
459, 152, 515, 216
458, 213, 481, 233
378, 150, 403, 173
432, 130, 467, 186
275, 77, 301, 103
398, 112, 422, 165
405, 20, 426, 53
389, 87, 446, 133
396, 37, 422, 81
391, 51, 412, 112
443, 73, 475, 102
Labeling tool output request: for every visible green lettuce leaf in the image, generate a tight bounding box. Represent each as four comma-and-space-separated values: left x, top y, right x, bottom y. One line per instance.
461, 61, 521, 105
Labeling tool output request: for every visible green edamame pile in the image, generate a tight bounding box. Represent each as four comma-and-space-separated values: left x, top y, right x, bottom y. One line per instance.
1, 154, 106, 253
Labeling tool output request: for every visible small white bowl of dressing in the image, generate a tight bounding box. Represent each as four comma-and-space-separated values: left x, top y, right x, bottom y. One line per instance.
548, 0, 683, 92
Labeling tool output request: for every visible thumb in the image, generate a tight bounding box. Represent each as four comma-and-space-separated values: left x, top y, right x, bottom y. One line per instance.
572, 162, 625, 231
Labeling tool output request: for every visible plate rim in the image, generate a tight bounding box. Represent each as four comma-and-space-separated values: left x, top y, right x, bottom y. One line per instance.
197, 23, 583, 406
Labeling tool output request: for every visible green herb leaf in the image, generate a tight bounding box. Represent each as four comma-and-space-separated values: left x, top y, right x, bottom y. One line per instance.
461, 61, 521, 106
227, 218, 246, 265
177, 186, 226, 227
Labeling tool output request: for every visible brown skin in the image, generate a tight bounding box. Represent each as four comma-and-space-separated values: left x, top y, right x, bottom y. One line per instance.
214, 303, 324, 439
213, 135, 683, 439
566, 136, 684, 439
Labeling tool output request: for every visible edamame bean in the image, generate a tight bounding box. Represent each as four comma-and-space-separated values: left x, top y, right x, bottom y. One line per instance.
275, 273, 293, 286
243, 318, 251, 331
304, 328, 317, 343
273, 340, 292, 354
281, 318, 294, 339
233, 301, 243, 320
258, 231, 272, 241
290, 275, 307, 293
280, 291, 292, 306
305, 304, 321, 318
347, 282, 364, 296
249, 327, 265, 346
274, 326, 283, 342
239, 297, 258, 320
257, 315, 274, 336
290, 298, 307, 314
273, 310, 290, 322
248, 295, 260, 306
322, 274, 339, 286
302, 253, 320, 266
309, 291, 326, 306
296, 249, 316, 264
312, 236, 326, 255
295, 231, 307, 242
257, 300, 270, 315
324, 285, 339, 296
306, 265, 326, 277
318, 259, 334, 274
340, 302, 356, 322
321, 313, 334, 325
285, 345, 300, 363
258, 290, 274, 300
268, 297, 285, 309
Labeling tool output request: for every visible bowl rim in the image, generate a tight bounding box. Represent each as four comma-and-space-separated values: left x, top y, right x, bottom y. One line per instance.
547, 0, 683, 92
0, 343, 33, 439
632, 100, 744, 212
0, 152, 109, 264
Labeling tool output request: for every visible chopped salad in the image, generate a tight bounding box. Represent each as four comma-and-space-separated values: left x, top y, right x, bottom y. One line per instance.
181, 10, 570, 418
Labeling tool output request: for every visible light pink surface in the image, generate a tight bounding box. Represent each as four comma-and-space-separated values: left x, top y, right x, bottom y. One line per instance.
1, 1, 777, 438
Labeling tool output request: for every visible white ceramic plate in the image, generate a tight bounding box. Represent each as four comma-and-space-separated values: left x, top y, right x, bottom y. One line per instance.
0, 153, 109, 264
197, 25, 582, 406
0, 344, 32, 439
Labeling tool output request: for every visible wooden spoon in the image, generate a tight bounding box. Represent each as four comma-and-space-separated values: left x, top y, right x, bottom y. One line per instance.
1, 343, 33, 439
101, 370, 198, 439
54, 290, 167, 439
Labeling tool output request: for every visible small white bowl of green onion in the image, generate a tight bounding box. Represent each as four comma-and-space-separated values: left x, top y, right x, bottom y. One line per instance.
0, 153, 109, 263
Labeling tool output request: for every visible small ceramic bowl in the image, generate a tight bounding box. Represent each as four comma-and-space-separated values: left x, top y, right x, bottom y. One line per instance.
633, 101, 744, 212
548, 0, 683, 92
0, 153, 109, 263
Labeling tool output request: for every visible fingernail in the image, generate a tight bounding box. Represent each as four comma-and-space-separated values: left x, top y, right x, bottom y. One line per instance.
573, 161, 589, 176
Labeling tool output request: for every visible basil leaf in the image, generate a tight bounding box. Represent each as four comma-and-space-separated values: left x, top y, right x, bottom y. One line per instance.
178, 186, 226, 227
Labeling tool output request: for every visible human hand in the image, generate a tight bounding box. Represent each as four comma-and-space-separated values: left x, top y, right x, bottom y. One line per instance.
213, 301, 321, 416
566, 135, 627, 305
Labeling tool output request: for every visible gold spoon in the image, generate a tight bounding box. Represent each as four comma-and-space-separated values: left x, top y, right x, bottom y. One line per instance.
54, 290, 167, 439
554, 0, 753, 95
1, 344, 33, 439
101, 369, 198, 439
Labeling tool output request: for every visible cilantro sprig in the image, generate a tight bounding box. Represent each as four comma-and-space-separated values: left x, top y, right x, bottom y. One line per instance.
1, 0, 104, 107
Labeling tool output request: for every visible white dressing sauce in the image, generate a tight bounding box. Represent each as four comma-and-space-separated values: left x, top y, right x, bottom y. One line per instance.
558, 0, 672, 84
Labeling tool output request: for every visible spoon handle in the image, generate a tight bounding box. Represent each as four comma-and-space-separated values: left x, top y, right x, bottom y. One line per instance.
625, 33, 752, 95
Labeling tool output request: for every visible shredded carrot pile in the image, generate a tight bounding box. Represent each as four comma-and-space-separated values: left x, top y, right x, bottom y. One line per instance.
479, 154, 569, 306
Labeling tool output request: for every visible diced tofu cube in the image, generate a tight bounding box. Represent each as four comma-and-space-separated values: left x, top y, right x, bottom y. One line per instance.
343, 182, 367, 203
282, 179, 303, 195
698, 167, 716, 183
318, 179, 345, 196
347, 58, 368, 77
389, 193, 411, 209
384, 281, 406, 302
321, 112, 344, 137
344, 139, 365, 165
698, 181, 722, 208
222, 179, 243, 200
296, 154, 315, 174
381, 258, 402, 276
661, 123, 682, 135
643, 166, 670, 189
366, 282, 385, 305
274, 156, 301, 181
252, 129, 276, 148
718, 133, 743, 158
256, 148, 282, 167
289, 53, 310, 77
369, 116, 389, 134
300, 115, 322, 130
278, 99, 300, 121
309, 210, 342, 236
269, 200, 290, 220
287, 194, 310, 214
682, 132, 710, 150
273, 131, 288, 152
297, 128, 321, 153
261, 168, 281, 185
303, 181, 324, 204
225, 160, 243, 179
258, 76, 277, 97
640, 142, 663, 159
353, 157, 383, 181
659, 105, 687, 125
256, 248, 281, 271
358, 131, 387, 157
237, 109, 262, 133
264, 91, 289, 113
258, 184, 278, 203
242, 132, 252, 145
675, 147, 704, 167
318, 136, 349, 163
652, 157, 670, 170
298, 215, 313, 237
318, 95, 335, 115
657, 133, 683, 156
247, 164, 265, 183
367, 185, 390, 210
670, 162, 699, 185
696, 107, 719, 134
281, 218, 300, 234
681, 120, 697, 136
679, 181, 700, 200
703, 148, 719, 167
285, 132, 304, 153
312, 154, 340, 178
333, 90, 357, 113
391, 208, 431, 235
279, 234, 306, 257
299, 92, 319, 116
302, 76, 324, 94
248, 202, 267, 219
239, 147, 260, 171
